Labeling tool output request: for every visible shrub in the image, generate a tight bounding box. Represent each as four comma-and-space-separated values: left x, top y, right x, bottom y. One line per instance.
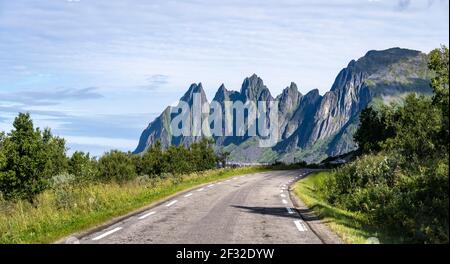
68, 151, 98, 184
0, 113, 67, 202
97, 150, 137, 183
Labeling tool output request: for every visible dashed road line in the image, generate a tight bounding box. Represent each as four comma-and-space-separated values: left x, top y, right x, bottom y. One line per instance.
280, 194, 286, 198
138, 211, 156, 220
184, 193, 193, 198
197, 188, 205, 192
282, 199, 288, 204
92, 227, 122, 240
294, 220, 308, 232
207, 184, 214, 188
166, 200, 178, 207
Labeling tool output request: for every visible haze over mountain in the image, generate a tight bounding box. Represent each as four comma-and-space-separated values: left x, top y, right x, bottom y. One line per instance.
134, 48, 432, 163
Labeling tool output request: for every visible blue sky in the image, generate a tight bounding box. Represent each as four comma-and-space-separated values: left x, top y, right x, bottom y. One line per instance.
0, 0, 448, 156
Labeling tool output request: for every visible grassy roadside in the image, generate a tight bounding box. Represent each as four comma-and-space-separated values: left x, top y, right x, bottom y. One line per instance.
0, 166, 269, 244
293, 171, 395, 244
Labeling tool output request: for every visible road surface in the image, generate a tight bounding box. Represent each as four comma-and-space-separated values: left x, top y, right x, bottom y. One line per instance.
77, 169, 323, 244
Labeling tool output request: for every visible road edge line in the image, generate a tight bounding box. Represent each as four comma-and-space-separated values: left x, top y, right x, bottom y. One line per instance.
288, 170, 343, 244
54, 169, 269, 244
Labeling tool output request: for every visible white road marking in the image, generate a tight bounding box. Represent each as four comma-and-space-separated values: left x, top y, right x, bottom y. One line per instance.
184, 193, 193, 198
165, 200, 178, 207
286, 207, 295, 214
138, 211, 156, 220
225, 180, 231, 182
92, 227, 122, 240
280, 194, 286, 198
282, 199, 288, 204
280, 190, 284, 193
207, 184, 214, 188
294, 220, 308, 232
197, 188, 205, 192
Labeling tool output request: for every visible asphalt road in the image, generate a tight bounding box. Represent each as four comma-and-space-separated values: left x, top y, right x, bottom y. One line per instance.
78, 169, 323, 244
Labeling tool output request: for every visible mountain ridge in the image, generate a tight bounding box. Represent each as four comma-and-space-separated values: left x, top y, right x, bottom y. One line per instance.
134, 47, 433, 163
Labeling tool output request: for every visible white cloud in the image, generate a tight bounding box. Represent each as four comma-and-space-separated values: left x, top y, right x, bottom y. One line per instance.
0, 0, 448, 154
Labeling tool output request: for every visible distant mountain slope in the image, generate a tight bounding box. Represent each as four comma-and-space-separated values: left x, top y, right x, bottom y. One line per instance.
134, 48, 432, 163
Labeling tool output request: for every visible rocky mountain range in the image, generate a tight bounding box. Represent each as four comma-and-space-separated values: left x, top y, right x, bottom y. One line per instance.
134, 48, 433, 163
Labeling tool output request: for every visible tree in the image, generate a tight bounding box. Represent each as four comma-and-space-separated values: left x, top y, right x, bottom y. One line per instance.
0, 113, 66, 202
384, 94, 442, 162
428, 45, 449, 152
141, 140, 164, 176
42, 128, 68, 177
217, 151, 230, 167
163, 145, 192, 175
189, 138, 217, 171
68, 151, 97, 182
354, 106, 395, 153
0, 131, 5, 147
97, 150, 137, 183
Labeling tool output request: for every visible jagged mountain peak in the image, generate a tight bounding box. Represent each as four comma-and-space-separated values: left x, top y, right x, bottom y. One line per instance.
134, 47, 431, 163
278, 82, 302, 110
278, 82, 300, 97
240, 73, 272, 101
180, 82, 207, 103
213, 83, 240, 103
304, 88, 320, 98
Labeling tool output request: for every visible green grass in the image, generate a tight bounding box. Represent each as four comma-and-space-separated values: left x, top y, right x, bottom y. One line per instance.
293, 171, 389, 244
0, 166, 270, 244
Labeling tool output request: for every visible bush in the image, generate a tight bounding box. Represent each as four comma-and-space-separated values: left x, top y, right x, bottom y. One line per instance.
322, 153, 448, 243
375, 157, 449, 243
97, 150, 137, 183
0, 113, 67, 202
68, 151, 98, 184
325, 154, 397, 211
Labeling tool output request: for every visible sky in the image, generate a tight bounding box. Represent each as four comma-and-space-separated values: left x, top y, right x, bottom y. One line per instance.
0, 0, 449, 157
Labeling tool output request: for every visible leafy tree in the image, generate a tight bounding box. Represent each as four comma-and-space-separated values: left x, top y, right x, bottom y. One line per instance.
354, 106, 395, 153
428, 45, 449, 152
97, 150, 136, 183
0, 113, 66, 202
68, 151, 97, 183
42, 128, 68, 177
141, 140, 164, 176
0, 131, 5, 147
163, 145, 192, 175
189, 138, 217, 171
384, 94, 442, 163
217, 150, 230, 167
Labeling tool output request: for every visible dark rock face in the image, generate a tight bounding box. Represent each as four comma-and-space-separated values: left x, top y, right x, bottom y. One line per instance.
134, 48, 432, 163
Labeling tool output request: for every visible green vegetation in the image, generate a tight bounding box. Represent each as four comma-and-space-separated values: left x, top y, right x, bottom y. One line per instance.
0, 166, 268, 243
300, 46, 448, 244
294, 171, 396, 244
0, 112, 267, 243
0, 113, 67, 202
